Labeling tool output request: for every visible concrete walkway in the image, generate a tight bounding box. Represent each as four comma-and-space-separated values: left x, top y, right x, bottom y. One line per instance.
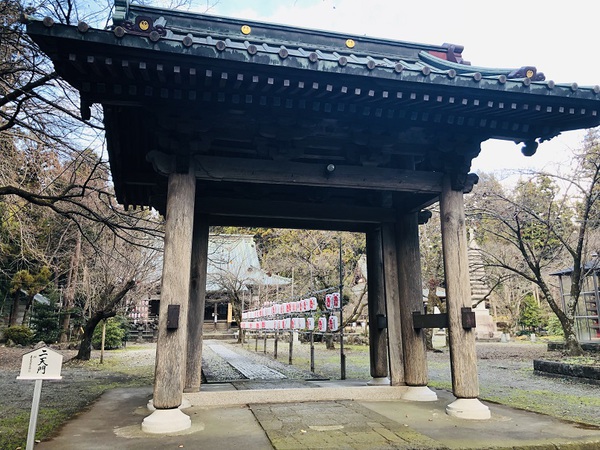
37, 380, 600, 449
35, 341, 600, 449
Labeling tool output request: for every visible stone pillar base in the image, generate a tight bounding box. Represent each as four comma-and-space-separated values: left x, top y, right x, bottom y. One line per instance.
446, 398, 491, 420
147, 398, 191, 411
402, 386, 438, 402
142, 408, 191, 434
366, 377, 390, 386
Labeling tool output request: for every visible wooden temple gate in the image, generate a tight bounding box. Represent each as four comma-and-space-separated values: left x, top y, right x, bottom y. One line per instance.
27, 0, 600, 433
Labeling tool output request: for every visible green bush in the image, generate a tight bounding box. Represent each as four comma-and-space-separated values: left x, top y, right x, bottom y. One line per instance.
3, 325, 34, 345
92, 317, 126, 350
31, 302, 61, 344
546, 314, 564, 337
519, 294, 544, 331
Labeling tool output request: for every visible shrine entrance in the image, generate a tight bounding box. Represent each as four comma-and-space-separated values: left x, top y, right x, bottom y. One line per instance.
27, 0, 600, 433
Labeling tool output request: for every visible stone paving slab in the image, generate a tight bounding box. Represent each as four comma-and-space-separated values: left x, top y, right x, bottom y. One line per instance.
208, 343, 286, 379
251, 400, 447, 450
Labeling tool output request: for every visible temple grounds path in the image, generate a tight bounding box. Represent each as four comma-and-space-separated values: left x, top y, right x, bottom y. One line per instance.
1, 339, 599, 449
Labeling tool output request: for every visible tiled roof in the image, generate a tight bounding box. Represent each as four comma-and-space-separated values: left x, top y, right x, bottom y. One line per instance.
109, 0, 598, 100
24, 1, 600, 218
206, 234, 291, 293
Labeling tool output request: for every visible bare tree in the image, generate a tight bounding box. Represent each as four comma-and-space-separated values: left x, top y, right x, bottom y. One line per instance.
75, 230, 161, 360
470, 131, 600, 355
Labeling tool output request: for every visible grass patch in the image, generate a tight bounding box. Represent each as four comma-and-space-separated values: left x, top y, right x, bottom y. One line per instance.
559, 356, 600, 366
0, 347, 155, 449
481, 388, 600, 426
427, 380, 452, 391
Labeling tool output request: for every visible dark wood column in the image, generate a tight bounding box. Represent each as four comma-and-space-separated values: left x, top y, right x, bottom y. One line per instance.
439, 174, 479, 398
184, 211, 209, 392
381, 223, 404, 385
366, 227, 389, 383
152, 171, 196, 409
395, 213, 428, 387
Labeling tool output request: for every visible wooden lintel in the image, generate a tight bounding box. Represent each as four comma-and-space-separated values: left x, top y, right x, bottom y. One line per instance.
199, 196, 396, 224
193, 155, 443, 193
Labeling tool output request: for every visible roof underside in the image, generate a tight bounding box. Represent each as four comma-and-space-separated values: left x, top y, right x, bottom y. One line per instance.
26, 2, 600, 228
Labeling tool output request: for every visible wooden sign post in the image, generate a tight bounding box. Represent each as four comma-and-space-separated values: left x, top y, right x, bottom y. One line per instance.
17, 347, 63, 450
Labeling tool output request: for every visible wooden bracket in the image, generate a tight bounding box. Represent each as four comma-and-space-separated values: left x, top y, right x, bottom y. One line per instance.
166, 304, 180, 330
461, 307, 476, 329
417, 210, 433, 225
412, 311, 448, 330
376, 314, 387, 330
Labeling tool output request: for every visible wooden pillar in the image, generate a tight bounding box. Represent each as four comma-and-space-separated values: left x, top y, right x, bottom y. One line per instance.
395, 213, 428, 386
381, 223, 404, 385
439, 174, 479, 399
153, 171, 196, 409
184, 212, 209, 392
366, 227, 389, 382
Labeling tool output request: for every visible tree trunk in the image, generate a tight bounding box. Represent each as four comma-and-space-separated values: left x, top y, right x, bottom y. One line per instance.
100, 320, 106, 364
559, 314, 584, 356
21, 296, 34, 325
325, 334, 335, 349
76, 312, 114, 360
60, 233, 81, 342
538, 282, 584, 356
231, 298, 243, 343
9, 291, 20, 326
75, 279, 136, 360
424, 300, 434, 351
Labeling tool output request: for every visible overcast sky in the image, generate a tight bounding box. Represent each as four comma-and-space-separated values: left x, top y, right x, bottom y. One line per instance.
195, 0, 600, 178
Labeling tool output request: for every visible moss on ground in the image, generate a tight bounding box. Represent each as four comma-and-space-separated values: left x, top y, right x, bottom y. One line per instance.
481, 387, 600, 427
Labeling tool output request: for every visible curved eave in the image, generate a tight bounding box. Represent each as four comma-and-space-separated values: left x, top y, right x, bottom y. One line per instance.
27, 21, 600, 105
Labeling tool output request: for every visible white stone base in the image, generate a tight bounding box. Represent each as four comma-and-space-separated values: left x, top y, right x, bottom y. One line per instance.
366, 377, 390, 386
402, 386, 438, 402
446, 398, 491, 420
142, 408, 191, 434
147, 398, 191, 411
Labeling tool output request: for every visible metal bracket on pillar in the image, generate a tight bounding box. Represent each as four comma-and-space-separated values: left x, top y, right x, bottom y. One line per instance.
461, 307, 476, 329
412, 311, 448, 330
166, 304, 180, 330
376, 314, 387, 330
